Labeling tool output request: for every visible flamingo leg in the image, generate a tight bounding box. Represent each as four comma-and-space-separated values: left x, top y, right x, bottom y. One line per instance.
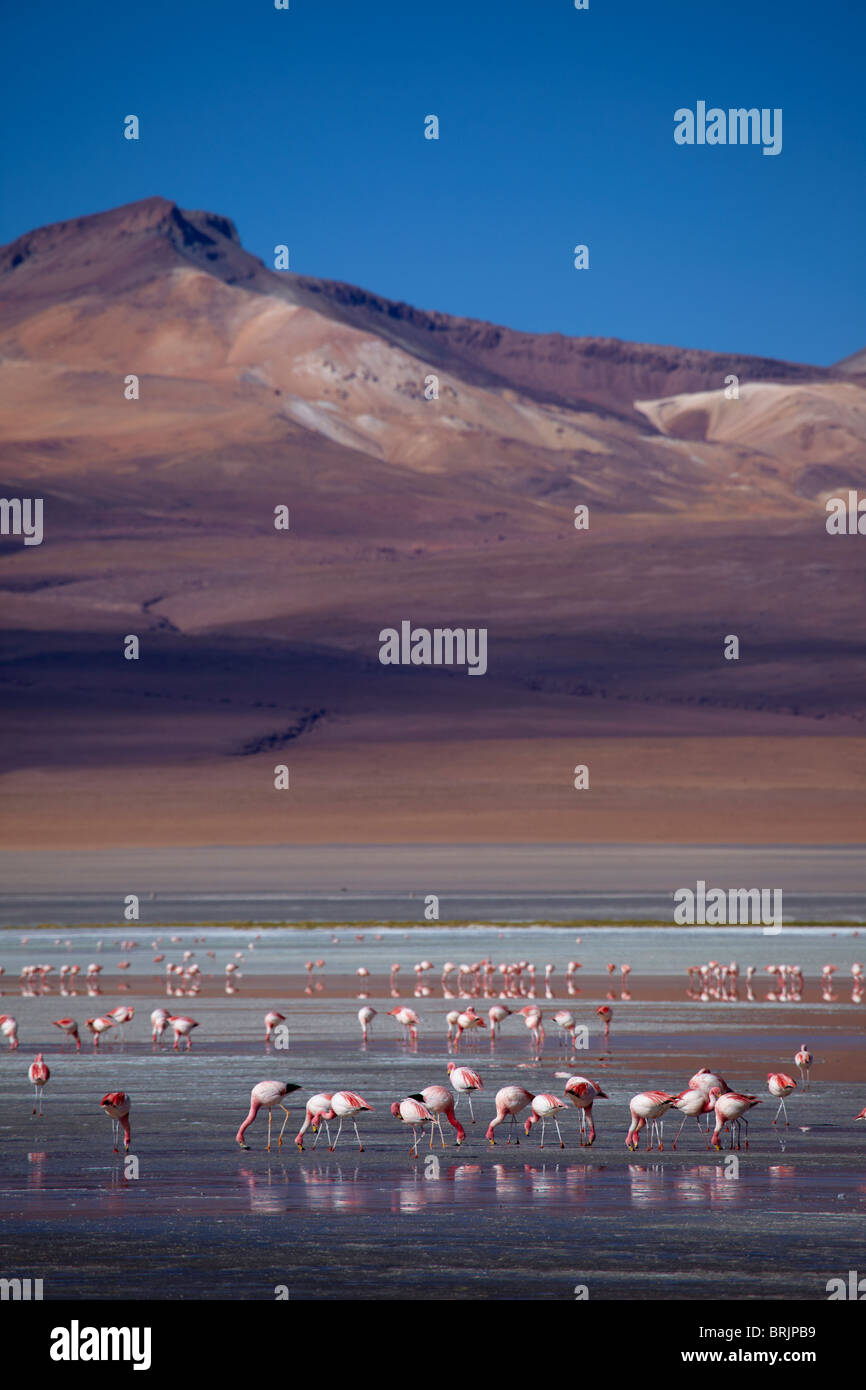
352, 1120, 364, 1152
437, 1115, 446, 1149
672, 1114, 687, 1149
277, 1104, 291, 1146
266, 1108, 273, 1151
330, 1117, 343, 1151
467, 1093, 476, 1123
554, 1117, 565, 1149
539, 1117, 546, 1149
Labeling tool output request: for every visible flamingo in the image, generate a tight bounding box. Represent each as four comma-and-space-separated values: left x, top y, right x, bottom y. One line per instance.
768, 1072, 797, 1126
168, 1016, 199, 1050
150, 1008, 169, 1045
486, 1085, 534, 1145
264, 1011, 286, 1043
524, 1093, 567, 1148
101, 1091, 131, 1152
519, 1006, 544, 1050
52, 1017, 80, 1051
85, 1015, 115, 1048
595, 1004, 612, 1040
329, 1091, 373, 1152
689, 1067, 729, 1096
358, 1006, 376, 1042
294, 1093, 335, 1150
709, 1087, 760, 1149
416, 1084, 465, 1147
671, 1088, 713, 1149
563, 1076, 607, 1146
236, 1080, 301, 1150
28, 1053, 50, 1115
454, 1009, 485, 1049
0, 1015, 19, 1050
387, 1006, 419, 1044
855, 1106, 866, 1121
552, 1010, 577, 1049
625, 1091, 677, 1151
107, 1005, 134, 1041
794, 1044, 813, 1088
488, 1004, 511, 1037
446, 1063, 483, 1122
391, 1096, 435, 1157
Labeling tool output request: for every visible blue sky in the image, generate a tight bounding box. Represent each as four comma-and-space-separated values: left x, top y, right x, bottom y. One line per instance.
2, 0, 863, 364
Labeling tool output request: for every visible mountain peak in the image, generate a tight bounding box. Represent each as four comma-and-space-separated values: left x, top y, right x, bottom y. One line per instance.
0, 197, 253, 320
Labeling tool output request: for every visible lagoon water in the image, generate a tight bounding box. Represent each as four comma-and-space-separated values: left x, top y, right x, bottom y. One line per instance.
0, 923, 864, 1299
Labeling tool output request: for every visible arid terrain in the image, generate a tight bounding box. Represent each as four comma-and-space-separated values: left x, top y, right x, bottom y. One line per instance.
0, 197, 864, 848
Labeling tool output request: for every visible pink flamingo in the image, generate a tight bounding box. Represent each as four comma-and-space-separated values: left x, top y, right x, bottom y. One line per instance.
28, 1053, 50, 1115
488, 1004, 511, 1037
563, 1075, 607, 1146
294, 1092, 335, 1150
387, 1006, 419, 1045
52, 1017, 80, 1051
486, 1085, 534, 1145
447, 1062, 483, 1122
86, 1015, 115, 1048
794, 1045, 813, 1088
0, 1015, 19, 1050
168, 1016, 199, 1050
358, 1006, 376, 1042
236, 1080, 302, 1150
596, 1004, 612, 1040
391, 1096, 435, 1157
101, 1091, 131, 1152
329, 1091, 373, 1152
671, 1088, 713, 1149
524, 1093, 567, 1148
519, 1006, 544, 1050
454, 1008, 485, 1049
416, 1084, 465, 1147
709, 1087, 760, 1149
625, 1091, 677, 1151
768, 1072, 797, 1126
264, 1011, 286, 1043
150, 1008, 169, 1045
689, 1066, 729, 1095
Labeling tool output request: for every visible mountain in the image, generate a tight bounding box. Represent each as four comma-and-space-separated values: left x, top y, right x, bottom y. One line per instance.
0, 196, 863, 851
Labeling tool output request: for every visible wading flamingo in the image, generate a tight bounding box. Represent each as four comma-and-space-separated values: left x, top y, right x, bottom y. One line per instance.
294, 1093, 335, 1150
563, 1076, 607, 1146
416, 1084, 465, 1147
264, 1011, 286, 1043
709, 1087, 760, 1150
391, 1096, 435, 1157
625, 1091, 676, 1151
524, 1093, 567, 1148
28, 1053, 50, 1115
446, 1063, 483, 1122
236, 1080, 302, 1150
168, 1016, 199, 1050
671, 1088, 713, 1149
794, 1045, 813, 1088
486, 1085, 534, 1145
329, 1091, 373, 1152
101, 1091, 131, 1152
768, 1072, 797, 1126
358, 1006, 376, 1042
52, 1017, 80, 1051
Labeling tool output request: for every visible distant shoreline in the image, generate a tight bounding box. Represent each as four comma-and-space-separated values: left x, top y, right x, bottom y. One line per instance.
3, 918, 863, 931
